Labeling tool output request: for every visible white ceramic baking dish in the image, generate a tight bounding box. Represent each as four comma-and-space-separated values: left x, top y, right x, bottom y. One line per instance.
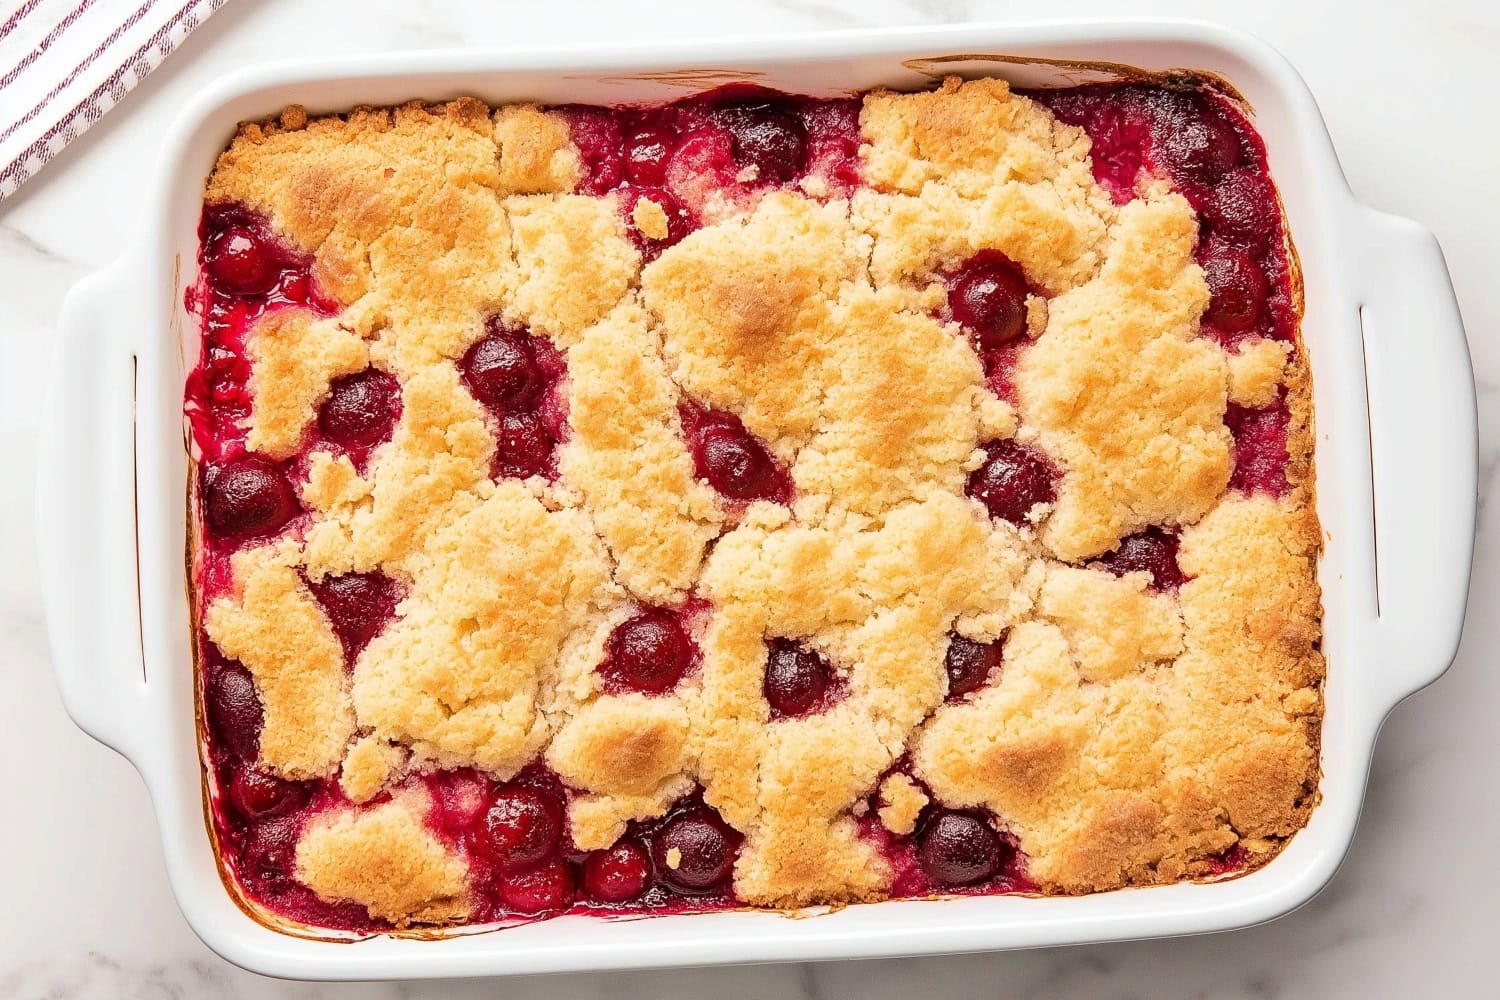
37, 19, 1476, 980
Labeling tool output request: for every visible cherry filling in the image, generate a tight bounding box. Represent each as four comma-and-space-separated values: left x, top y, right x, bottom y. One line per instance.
916, 809, 1011, 887
463, 331, 543, 411
624, 122, 678, 186
186, 204, 336, 460
318, 369, 402, 454
600, 608, 696, 695
500, 857, 576, 914
1203, 168, 1279, 253
1096, 527, 1187, 591
478, 784, 566, 872
718, 102, 809, 184
202, 455, 300, 540
561, 87, 861, 253
228, 768, 309, 821
583, 837, 654, 903
206, 659, 264, 761
949, 252, 1031, 350
204, 226, 279, 296
679, 404, 791, 505
1226, 400, 1291, 496
763, 638, 842, 719
1144, 90, 1244, 183
239, 814, 302, 885
1199, 241, 1270, 340
558, 106, 624, 195
944, 634, 1004, 700
651, 807, 741, 894
966, 440, 1059, 526
460, 322, 566, 481
305, 571, 404, 662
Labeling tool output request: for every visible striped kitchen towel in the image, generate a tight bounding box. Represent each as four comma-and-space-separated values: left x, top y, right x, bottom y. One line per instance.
0, 0, 226, 201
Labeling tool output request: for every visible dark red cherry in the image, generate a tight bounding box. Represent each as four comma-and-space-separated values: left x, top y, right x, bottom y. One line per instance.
207, 661, 263, 760
1149, 97, 1242, 181
966, 441, 1058, 525
722, 105, 808, 184
228, 768, 307, 820
560, 106, 624, 195
240, 815, 300, 884
1200, 245, 1269, 334
479, 785, 564, 872
949, 256, 1030, 349
1226, 402, 1289, 495
203, 455, 299, 539
917, 810, 1008, 886
318, 370, 401, 450
1203, 168, 1278, 251
1097, 527, 1185, 591
500, 857, 575, 913
462, 332, 542, 412
600, 609, 694, 695
624, 123, 678, 186
493, 410, 555, 479
204, 226, 276, 295
430, 771, 491, 835
305, 571, 404, 661
763, 639, 833, 719
583, 838, 653, 903
944, 635, 1003, 700
652, 808, 740, 894
697, 422, 779, 502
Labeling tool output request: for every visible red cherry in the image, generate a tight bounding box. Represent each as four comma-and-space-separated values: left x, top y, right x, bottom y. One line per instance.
205, 226, 277, 295
917, 810, 1008, 886
944, 635, 1003, 700
1200, 245, 1269, 334
203, 455, 299, 539
1148, 93, 1242, 181
479, 785, 564, 872
239, 815, 301, 885
1097, 527, 1186, 591
721, 104, 808, 184
652, 808, 740, 894
966, 441, 1059, 525
1204, 168, 1279, 251
559, 106, 623, 195
207, 661, 263, 760
1226, 402, 1289, 495
500, 857, 575, 914
686, 414, 783, 503
493, 410, 555, 479
305, 571, 404, 662
624, 122, 679, 186
600, 609, 694, 695
227, 768, 307, 820
462, 332, 542, 412
582, 838, 653, 903
318, 370, 401, 450
763, 639, 833, 719
949, 255, 1030, 349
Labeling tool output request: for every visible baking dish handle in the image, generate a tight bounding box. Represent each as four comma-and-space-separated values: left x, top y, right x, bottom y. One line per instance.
36, 257, 151, 762
1356, 207, 1477, 709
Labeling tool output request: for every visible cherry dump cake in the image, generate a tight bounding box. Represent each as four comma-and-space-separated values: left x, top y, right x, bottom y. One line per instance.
185, 76, 1322, 933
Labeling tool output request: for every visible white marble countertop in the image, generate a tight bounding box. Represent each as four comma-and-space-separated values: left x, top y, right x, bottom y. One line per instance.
1, 0, 1495, 996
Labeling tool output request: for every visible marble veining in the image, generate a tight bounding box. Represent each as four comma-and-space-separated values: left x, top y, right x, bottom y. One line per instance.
1, 0, 1495, 997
